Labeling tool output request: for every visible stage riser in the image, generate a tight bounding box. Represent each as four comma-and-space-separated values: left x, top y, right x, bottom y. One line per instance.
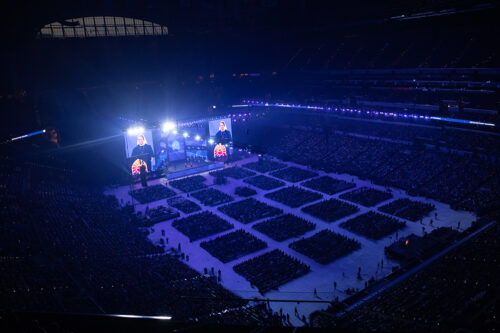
166, 162, 225, 180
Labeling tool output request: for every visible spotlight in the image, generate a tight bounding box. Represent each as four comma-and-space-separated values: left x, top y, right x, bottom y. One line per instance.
127, 126, 145, 135
162, 121, 176, 133
195, 135, 201, 141
173, 130, 178, 135
183, 132, 189, 138
208, 139, 214, 144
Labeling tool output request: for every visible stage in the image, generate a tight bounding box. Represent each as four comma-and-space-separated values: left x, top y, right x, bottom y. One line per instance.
162, 159, 225, 180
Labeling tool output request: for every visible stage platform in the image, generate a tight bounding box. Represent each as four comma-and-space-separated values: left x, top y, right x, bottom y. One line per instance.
163, 160, 225, 180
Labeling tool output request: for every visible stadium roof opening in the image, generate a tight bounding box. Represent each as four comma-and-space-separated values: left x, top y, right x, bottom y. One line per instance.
37, 16, 168, 39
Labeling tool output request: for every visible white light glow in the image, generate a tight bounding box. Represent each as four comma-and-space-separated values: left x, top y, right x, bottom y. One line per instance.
195, 135, 201, 141
162, 121, 176, 133
127, 126, 145, 135
183, 132, 189, 138
112, 314, 172, 320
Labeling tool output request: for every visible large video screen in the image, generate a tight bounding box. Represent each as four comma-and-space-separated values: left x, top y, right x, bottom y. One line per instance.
208, 118, 233, 162
124, 130, 156, 174
123, 117, 233, 175
153, 130, 186, 172
184, 123, 208, 161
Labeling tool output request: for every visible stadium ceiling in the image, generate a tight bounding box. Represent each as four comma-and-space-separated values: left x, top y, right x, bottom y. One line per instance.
37, 16, 168, 39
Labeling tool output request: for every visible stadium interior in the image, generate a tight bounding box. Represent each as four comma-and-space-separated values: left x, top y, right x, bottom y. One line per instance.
0, 1, 499, 332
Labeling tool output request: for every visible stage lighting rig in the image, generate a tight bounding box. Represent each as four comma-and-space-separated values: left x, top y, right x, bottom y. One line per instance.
162, 121, 176, 133
127, 126, 145, 135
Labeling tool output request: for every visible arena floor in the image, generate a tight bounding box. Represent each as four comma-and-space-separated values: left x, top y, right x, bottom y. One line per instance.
105, 154, 475, 326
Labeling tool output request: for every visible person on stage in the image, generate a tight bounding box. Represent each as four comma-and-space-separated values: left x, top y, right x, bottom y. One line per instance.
131, 134, 154, 171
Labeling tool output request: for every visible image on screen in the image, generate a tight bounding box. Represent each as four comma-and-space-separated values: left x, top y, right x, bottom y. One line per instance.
124, 130, 156, 174
183, 124, 207, 161
208, 118, 232, 161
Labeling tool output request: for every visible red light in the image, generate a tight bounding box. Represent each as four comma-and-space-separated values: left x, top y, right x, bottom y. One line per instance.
405, 240, 409, 246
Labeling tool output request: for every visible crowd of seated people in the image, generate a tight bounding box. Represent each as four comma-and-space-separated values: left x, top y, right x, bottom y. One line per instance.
339, 211, 406, 241
190, 188, 234, 207
234, 186, 257, 197
128, 184, 177, 204
169, 175, 207, 193
264, 186, 323, 208
127, 205, 180, 227
197, 302, 284, 326
252, 214, 316, 242
378, 198, 435, 222
0, 257, 98, 314
262, 124, 500, 216
218, 198, 283, 224
200, 230, 267, 263
263, 112, 500, 157
339, 187, 393, 207
302, 198, 359, 223
289, 230, 362, 264
458, 172, 500, 215
301, 176, 355, 195
146, 205, 179, 222
209, 167, 255, 179
233, 249, 311, 294
311, 223, 499, 332
0, 162, 24, 197
385, 227, 462, 263
1, 183, 162, 260
171, 211, 234, 242
270, 166, 318, 183
68, 255, 248, 321
242, 160, 287, 173
0, 164, 282, 325
166, 196, 202, 214
243, 174, 285, 190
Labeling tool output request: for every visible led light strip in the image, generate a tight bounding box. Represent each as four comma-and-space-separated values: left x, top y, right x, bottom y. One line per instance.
238, 101, 496, 127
